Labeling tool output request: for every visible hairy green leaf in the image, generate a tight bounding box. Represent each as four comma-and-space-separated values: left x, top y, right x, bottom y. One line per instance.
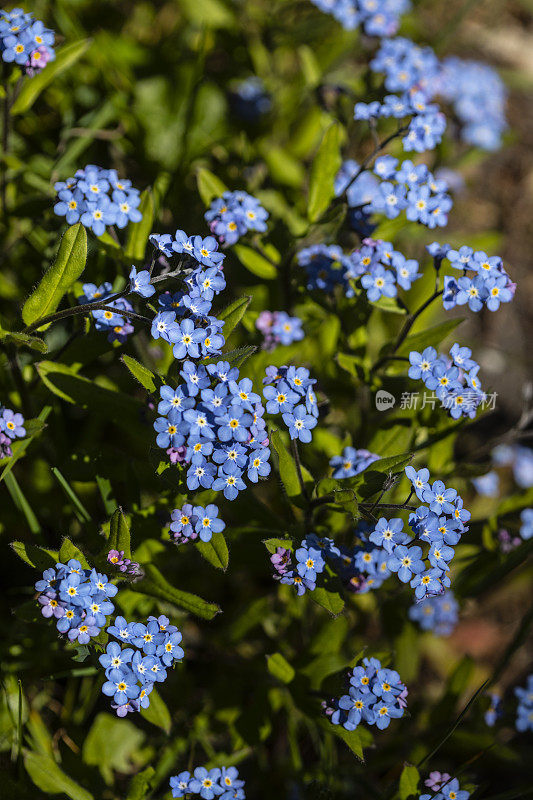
22, 224, 87, 327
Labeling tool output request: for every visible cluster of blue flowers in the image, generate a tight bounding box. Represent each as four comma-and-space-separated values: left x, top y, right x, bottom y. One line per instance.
335, 157, 452, 231
366, 466, 470, 601
363, 157, 451, 229
0, 404, 26, 458
145, 227, 272, 498
148, 232, 227, 364
354, 93, 446, 154
330, 446, 379, 478
296, 237, 423, 302
273, 481, 466, 602
0, 8, 55, 75
440, 245, 515, 313
420, 773, 470, 800
205, 191, 268, 245
271, 528, 393, 597
154, 362, 270, 499
35, 560, 116, 644
53, 165, 143, 235
437, 57, 507, 150
170, 765, 245, 799
101, 614, 184, 717
169, 503, 225, 544
323, 656, 407, 731
78, 281, 135, 344
263, 365, 318, 443
229, 76, 271, 121
408, 590, 458, 635
255, 310, 304, 350
408, 343, 484, 419
355, 239, 421, 301
309, 0, 410, 37
370, 37, 506, 150
515, 676, 533, 732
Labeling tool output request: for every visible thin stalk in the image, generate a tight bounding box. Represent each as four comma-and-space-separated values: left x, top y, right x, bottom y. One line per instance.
291, 438, 309, 502
338, 123, 410, 203
371, 289, 443, 374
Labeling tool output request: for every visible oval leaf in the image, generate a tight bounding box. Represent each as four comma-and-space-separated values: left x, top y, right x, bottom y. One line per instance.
233, 244, 277, 280
195, 530, 229, 571
24, 750, 94, 800
267, 652, 295, 684
399, 764, 420, 800
107, 508, 132, 559
308, 122, 343, 222
121, 354, 156, 393
140, 688, 172, 733
22, 224, 88, 328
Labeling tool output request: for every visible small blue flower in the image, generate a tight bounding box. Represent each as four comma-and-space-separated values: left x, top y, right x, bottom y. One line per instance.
295, 545, 325, 582
192, 504, 225, 542
129, 266, 155, 297
387, 544, 424, 583
282, 404, 317, 443
102, 668, 140, 706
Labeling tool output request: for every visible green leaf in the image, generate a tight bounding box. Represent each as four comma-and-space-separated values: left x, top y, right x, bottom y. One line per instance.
366, 452, 413, 474
0, 324, 47, 353
399, 764, 420, 800
132, 564, 220, 620
217, 296, 252, 341
233, 244, 277, 280
22, 224, 88, 328
195, 530, 229, 571
124, 190, 154, 261
196, 167, 228, 205
126, 767, 156, 800
311, 585, 345, 616
82, 713, 145, 785
319, 718, 365, 761
107, 508, 132, 559
51, 467, 92, 522
263, 537, 293, 554
140, 688, 172, 733
10, 541, 58, 570
307, 122, 343, 222
266, 652, 295, 684
300, 653, 351, 690
59, 537, 90, 569
24, 750, 94, 800
270, 428, 305, 505
121, 354, 157, 393
35, 362, 146, 442
223, 345, 257, 367
397, 318, 465, 356
11, 40, 91, 115
4, 472, 41, 533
